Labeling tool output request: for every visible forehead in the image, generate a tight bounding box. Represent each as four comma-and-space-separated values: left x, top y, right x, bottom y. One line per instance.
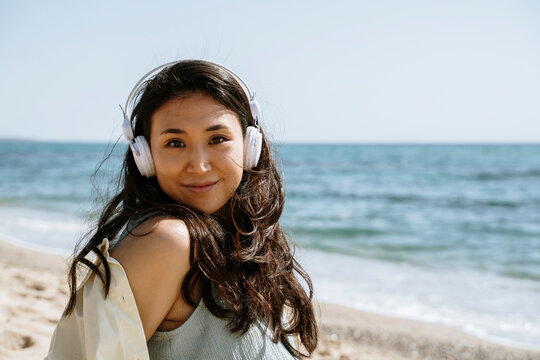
151, 93, 241, 132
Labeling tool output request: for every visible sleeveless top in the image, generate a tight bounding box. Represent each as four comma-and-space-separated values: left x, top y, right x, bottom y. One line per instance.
112, 213, 297, 360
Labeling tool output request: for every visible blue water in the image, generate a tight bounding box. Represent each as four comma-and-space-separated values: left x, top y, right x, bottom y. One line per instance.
1, 140, 539, 349
280, 144, 540, 282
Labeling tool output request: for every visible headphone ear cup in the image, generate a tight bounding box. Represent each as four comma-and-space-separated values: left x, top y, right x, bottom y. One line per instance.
132, 136, 156, 177
243, 126, 262, 169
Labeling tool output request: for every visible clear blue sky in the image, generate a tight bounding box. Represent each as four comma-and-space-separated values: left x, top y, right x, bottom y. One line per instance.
1, 0, 539, 143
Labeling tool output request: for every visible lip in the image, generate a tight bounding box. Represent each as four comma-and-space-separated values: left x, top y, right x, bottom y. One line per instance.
184, 181, 218, 193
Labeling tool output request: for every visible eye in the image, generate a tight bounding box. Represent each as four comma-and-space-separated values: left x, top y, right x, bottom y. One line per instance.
209, 136, 228, 145
166, 139, 185, 148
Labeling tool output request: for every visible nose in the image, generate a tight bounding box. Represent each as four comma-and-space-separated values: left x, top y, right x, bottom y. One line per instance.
186, 146, 211, 173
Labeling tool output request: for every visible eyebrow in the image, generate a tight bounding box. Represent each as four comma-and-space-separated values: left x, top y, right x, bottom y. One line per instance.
160, 124, 229, 136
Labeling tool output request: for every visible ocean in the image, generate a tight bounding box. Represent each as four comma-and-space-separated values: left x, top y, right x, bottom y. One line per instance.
1, 140, 539, 349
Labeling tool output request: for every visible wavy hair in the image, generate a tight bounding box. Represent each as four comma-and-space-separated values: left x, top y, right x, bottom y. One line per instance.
64, 60, 318, 357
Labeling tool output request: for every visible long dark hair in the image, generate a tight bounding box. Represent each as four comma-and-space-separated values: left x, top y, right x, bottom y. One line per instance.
64, 60, 318, 357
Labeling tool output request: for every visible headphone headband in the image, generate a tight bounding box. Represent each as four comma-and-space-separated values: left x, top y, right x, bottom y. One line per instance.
121, 60, 260, 130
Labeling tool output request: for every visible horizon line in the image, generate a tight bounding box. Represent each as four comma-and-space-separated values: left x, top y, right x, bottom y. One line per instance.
1, 137, 539, 146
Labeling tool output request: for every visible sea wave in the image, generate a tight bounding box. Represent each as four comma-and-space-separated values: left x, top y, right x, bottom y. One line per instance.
287, 190, 532, 210
470, 169, 540, 181
287, 226, 388, 239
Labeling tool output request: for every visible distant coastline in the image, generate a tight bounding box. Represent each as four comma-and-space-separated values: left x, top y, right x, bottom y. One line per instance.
1, 138, 539, 146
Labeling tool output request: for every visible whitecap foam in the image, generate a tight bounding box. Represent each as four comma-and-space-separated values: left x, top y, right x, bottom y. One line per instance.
0, 206, 90, 251
296, 247, 540, 350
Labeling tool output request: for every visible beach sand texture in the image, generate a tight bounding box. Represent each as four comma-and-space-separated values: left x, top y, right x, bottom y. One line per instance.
1, 238, 539, 360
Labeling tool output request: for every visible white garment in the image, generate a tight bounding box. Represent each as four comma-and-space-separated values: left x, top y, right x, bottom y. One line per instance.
45, 238, 150, 360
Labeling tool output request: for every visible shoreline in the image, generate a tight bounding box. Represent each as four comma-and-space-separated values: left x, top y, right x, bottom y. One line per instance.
1, 238, 539, 360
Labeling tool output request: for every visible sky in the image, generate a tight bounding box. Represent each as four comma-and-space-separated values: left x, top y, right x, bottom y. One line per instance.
0, 0, 539, 144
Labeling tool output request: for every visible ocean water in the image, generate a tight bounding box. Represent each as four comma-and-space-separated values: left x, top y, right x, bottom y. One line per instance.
1, 140, 539, 349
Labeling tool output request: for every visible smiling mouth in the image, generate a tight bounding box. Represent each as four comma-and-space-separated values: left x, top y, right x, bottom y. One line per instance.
184, 181, 218, 193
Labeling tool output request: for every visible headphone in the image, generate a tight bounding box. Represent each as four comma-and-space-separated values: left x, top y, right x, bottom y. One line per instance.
120, 60, 263, 177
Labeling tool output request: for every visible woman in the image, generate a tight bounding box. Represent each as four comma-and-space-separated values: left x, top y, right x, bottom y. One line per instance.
46, 60, 318, 359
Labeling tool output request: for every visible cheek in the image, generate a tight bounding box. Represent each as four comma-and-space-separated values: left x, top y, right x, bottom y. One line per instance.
152, 152, 182, 193
156, 155, 179, 172
218, 144, 244, 190
233, 143, 244, 167
153, 153, 177, 178
215, 139, 244, 170
228, 142, 245, 174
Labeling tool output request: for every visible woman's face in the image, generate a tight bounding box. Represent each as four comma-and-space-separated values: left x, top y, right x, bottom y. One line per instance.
150, 92, 244, 214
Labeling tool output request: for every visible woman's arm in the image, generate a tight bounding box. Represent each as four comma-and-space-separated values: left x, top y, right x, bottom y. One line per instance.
110, 216, 192, 341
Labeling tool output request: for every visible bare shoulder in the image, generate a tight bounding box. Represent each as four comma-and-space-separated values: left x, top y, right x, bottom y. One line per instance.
111, 215, 190, 262
110, 215, 192, 340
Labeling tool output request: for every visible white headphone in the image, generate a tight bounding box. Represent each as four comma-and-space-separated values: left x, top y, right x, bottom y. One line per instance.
120, 60, 263, 177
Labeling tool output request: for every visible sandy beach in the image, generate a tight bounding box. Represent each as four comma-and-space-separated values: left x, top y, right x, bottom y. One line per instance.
1, 238, 539, 360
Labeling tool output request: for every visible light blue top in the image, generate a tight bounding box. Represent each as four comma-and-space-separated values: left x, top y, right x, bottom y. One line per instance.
113, 213, 296, 360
